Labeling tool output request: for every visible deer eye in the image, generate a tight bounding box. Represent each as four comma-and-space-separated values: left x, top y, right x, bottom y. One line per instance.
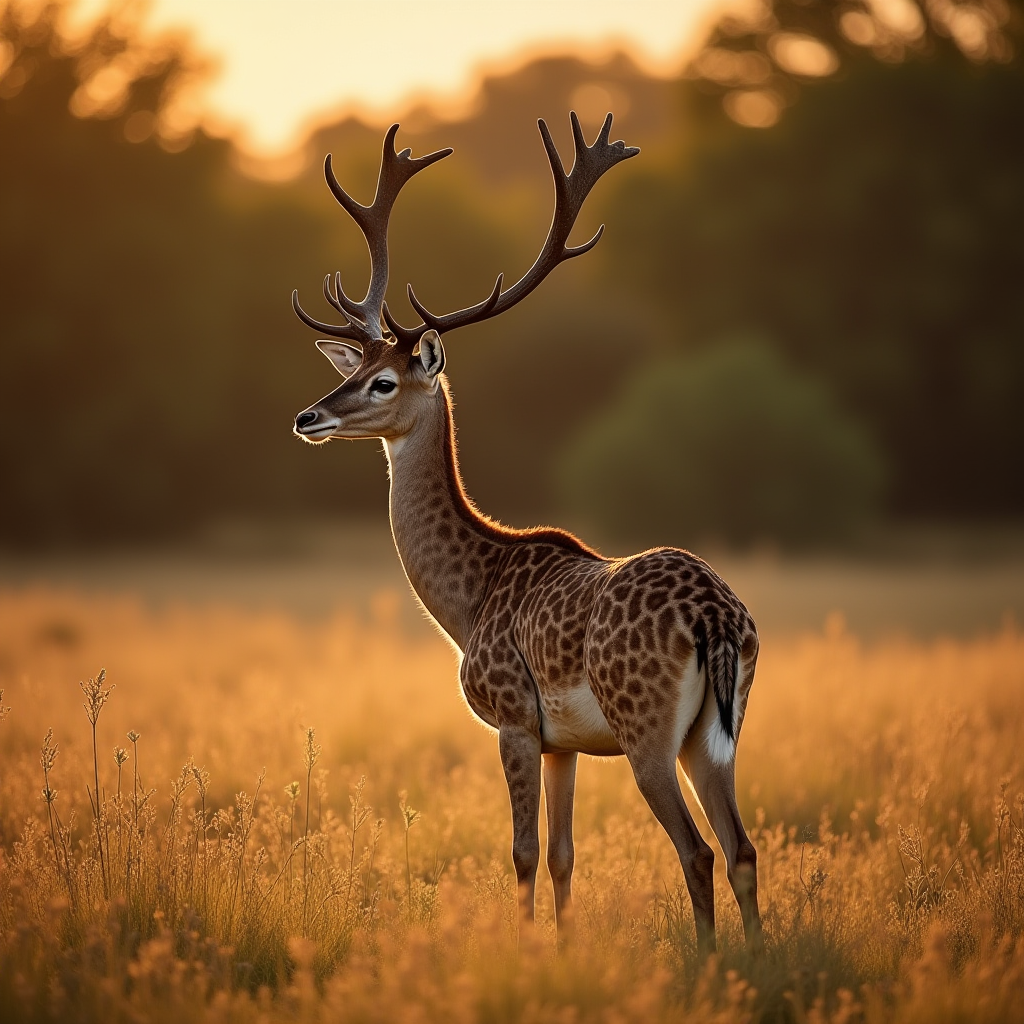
370, 378, 397, 395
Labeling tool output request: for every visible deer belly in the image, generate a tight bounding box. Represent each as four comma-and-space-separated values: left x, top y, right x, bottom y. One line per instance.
539, 683, 623, 756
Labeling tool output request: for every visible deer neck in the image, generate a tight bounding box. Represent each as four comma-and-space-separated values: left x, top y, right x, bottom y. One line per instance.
383, 379, 507, 651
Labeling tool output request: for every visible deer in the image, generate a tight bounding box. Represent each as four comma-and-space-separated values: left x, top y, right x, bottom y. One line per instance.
292, 114, 763, 957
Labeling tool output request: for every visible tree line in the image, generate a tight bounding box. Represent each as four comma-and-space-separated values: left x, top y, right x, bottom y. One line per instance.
2, 0, 1021, 546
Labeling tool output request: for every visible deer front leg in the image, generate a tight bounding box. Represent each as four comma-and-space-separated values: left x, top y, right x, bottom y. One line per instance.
543, 750, 578, 939
499, 724, 542, 927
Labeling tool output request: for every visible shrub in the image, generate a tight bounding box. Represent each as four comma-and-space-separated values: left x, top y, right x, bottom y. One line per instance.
555, 339, 886, 547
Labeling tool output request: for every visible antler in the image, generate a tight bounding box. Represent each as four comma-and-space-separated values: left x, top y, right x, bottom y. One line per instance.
292, 123, 452, 349
382, 112, 639, 347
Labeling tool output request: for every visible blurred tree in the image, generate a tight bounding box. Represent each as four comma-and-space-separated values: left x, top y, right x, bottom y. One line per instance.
555, 339, 886, 547
600, 0, 1024, 520
0, 1, 390, 542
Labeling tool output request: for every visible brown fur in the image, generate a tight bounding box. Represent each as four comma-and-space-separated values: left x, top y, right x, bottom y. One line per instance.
297, 359, 762, 954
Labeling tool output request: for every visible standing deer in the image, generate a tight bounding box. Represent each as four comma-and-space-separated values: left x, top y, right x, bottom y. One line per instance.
292, 114, 762, 956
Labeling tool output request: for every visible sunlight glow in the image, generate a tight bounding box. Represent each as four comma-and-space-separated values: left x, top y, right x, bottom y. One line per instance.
73, 0, 726, 156
768, 33, 839, 77
722, 87, 781, 127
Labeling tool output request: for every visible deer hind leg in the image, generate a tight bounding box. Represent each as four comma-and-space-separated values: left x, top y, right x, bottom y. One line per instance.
681, 656, 763, 953
628, 747, 717, 955
542, 750, 577, 939
586, 639, 716, 954
682, 744, 763, 954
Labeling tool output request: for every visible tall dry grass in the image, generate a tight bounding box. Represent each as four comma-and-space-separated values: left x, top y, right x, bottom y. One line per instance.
0, 588, 1021, 1022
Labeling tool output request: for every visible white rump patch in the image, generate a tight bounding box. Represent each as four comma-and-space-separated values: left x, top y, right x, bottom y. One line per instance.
673, 652, 705, 754
705, 718, 736, 765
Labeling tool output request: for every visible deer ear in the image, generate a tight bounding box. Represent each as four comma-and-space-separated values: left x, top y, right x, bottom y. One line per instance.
316, 340, 362, 378
417, 330, 446, 379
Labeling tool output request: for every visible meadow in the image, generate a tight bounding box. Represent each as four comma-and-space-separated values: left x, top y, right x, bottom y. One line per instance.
0, 573, 1022, 1023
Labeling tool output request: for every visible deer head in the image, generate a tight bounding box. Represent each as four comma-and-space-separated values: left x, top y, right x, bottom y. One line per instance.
292, 114, 639, 444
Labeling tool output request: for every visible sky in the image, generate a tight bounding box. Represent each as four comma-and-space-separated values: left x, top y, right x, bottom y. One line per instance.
76, 0, 726, 157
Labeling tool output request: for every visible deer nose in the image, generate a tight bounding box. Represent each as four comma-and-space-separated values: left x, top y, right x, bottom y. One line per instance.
295, 410, 319, 431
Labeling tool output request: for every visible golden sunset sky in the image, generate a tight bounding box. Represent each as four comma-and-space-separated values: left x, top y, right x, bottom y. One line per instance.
74, 0, 725, 155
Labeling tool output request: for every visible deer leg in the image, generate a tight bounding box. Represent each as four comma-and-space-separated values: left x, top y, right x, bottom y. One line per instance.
543, 750, 578, 939
629, 753, 717, 956
682, 739, 763, 954
499, 724, 543, 928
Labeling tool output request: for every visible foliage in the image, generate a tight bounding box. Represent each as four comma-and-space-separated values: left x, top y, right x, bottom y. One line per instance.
687, 0, 1022, 125
601, 1, 1024, 519
2, 0, 1024, 545
555, 340, 885, 547
0, 588, 1022, 1021
0, 2, 406, 542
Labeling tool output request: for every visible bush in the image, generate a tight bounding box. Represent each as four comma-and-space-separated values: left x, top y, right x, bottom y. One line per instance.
555, 339, 885, 547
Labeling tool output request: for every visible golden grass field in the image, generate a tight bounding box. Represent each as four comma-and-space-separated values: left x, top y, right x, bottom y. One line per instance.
0, 566, 1022, 1023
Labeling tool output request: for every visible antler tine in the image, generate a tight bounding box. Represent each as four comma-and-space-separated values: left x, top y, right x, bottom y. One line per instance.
568, 109, 589, 170
387, 112, 638, 343
293, 126, 452, 346
381, 300, 422, 348
292, 289, 367, 342
326, 270, 373, 326
323, 273, 349, 319
327, 127, 452, 339
406, 274, 504, 334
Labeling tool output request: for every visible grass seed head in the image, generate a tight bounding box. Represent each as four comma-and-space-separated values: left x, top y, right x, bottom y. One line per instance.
113, 747, 128, 767
0, 689, 9, 722
314, 767, 329, 802
171, 763, 192, 801
399, 790, 420, 832
302, 727, 321, 773
80, 668, 113, 726
40, 729, 58, 775
187, 757, 210, 799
